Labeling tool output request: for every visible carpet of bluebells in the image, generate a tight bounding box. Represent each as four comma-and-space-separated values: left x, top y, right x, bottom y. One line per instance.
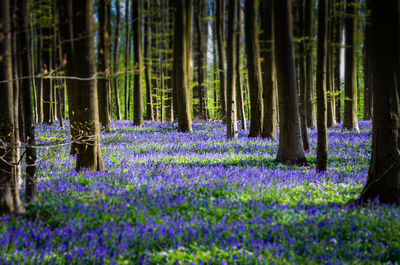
1, 120, 400, 264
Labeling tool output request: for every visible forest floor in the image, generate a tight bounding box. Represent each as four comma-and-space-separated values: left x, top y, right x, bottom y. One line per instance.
1, 120, 398, 264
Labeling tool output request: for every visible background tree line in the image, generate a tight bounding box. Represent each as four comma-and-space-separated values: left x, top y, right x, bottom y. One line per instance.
0, 0, 398, 214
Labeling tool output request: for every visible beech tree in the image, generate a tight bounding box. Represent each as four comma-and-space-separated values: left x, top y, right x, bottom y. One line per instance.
358, 0, 400, 204
132, 0, 144, 126
316, 0, 329, 172
226, 0, 238, 139
244, 0, 264, 138
343, 0, 359, 131
173, 0, 193, 132
62, 0, 105, 171
0, 0, 23, 214
216, 0, 226, 121
273, 0, 307, 165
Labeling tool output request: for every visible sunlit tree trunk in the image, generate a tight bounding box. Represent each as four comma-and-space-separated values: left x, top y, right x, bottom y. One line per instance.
305, 0, 316, 128
236, 2, 246, 130
113, 0, 121, 120
216, 0, 226, 122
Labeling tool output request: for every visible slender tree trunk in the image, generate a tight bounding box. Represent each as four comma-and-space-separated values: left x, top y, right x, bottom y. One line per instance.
298, 0, 310, 150
165, 0, 174, 122
66, 0, 105, 172
132, 0, 144, 126
226, 0, 238, 139
358, 0, 400, 204
327, 0, 337, 127
316, 0, 329, 172
124, 0, 130, 120
244, 0, 264, 138
16, 0, 37, 202
113, 0, 122, 120
216, 0, 227, 121
333, 0, 344, 123
236, 2, 246, 130
260, 0, 277, 140
173, 0, 193, 132
273, 0, 307, 165
144, 0, 153, 121
343, 0, 359, 131
98, 0, 111, 131
42, 12, 53, 125
305, 0, 316, 129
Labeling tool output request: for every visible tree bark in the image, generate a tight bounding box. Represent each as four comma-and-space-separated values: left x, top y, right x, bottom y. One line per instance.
305, 0, 316, 129
333, 0, 344, 123
244, 0, 264, 138
226, 0, 238, 139
316, 0, 329, 172
16, 0, 37, 202
98, 0, 111, 131
0, 0, 23, 214
273, 0, 307, 165
113, 0, 122, 120
236, 2, 246, 130
298, 0, 310, 151
124, 0, 130, 120
216, 0, 226, 122
173, 0, 193, 132
358, 0, 400, 204
261, 0, 277, 140
65, 0, 105, 172
143, 0, 153, 121
363, 0, 372, 120
132, 0, 144, 126
343, 0, 359, 131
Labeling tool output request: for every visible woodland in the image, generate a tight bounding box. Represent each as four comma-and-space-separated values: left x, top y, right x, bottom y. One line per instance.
0, 0, 399, 264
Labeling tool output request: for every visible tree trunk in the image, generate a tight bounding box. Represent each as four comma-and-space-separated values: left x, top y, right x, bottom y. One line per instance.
244, 0, 264, 138
226, 0, 238, 139
216, 0, 226, 122
298, 0, 310, 151
260, 0, 277, 140
316, 0, 329, 172
113, 0, 122, 120
333, 0, 344, 123
305, 0, 316, 129
0, 0, 23, 215
236, 2, 246, 130
42, 13, 53, 125
343, 0, 359, 131
124, 0, 130, 120
327, 0, 337, 127
66, 0, 105, 172
165, 0, 174, 122
173, 0, 193, 132
98, 0, 111, 131
132, 0, 144, 126
358, 0, 400, 204
143, 0, 153, 121
363, 0, 372, 120
273, 0, 307, 165
16, 0, 37, 202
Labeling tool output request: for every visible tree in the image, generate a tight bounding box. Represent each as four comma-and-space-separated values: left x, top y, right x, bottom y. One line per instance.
358, 0, 400, 204
333, 0, 344, 123
316, 0, 329, 172
16, 0, 37, 202
226, 0, 238, 139
244, 0, 264, 138
98, 0, 111, 131
132, 0, 144, 126
273, 0, 307, 165
0, 0, 23, 214
216, 0, 226, 121
260, 0, 277, 140
143, 0, 153, 121
236, 1, 246, 130
113, 0, 122, 120
342, 0, 359, 131
297, 0, 310, 151
305, 0, 316, 129
63, 0, 105, 172
363, 0, 372, 120
173, 0, 193, 132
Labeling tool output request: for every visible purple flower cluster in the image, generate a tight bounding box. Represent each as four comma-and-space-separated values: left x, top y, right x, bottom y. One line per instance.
1, 120, 396, 264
